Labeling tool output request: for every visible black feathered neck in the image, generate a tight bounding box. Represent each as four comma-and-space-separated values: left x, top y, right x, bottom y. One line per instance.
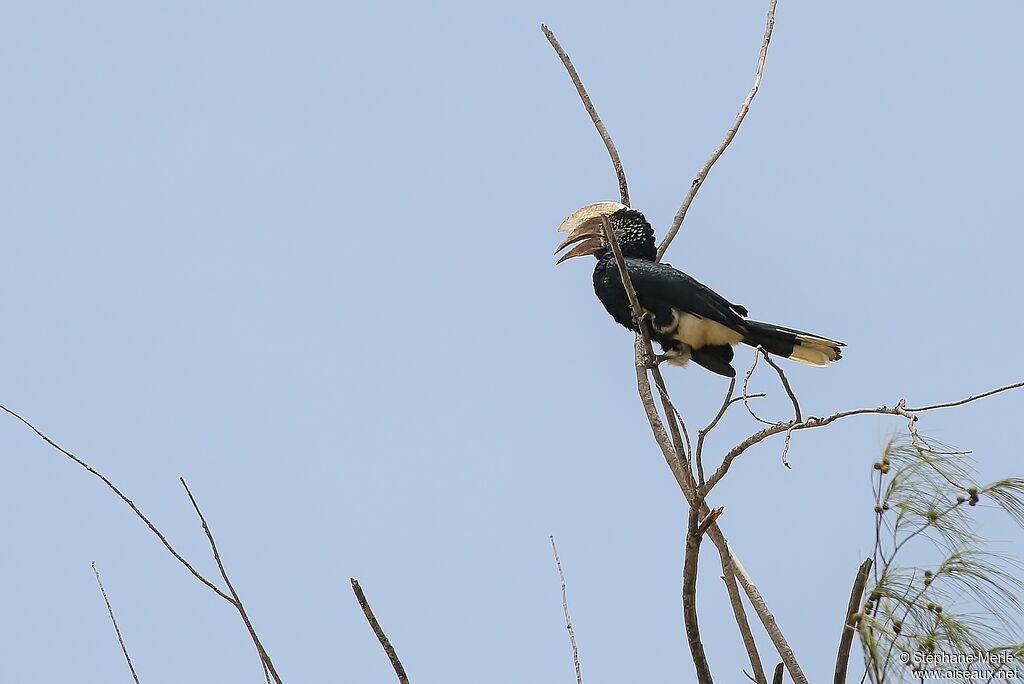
605, 208, 657, 261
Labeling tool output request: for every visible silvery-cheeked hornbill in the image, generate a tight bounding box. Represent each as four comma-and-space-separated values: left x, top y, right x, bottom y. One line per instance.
555, 201, 845, 378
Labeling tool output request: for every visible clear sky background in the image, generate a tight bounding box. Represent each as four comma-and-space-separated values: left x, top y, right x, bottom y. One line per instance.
2, 2, 1023, 682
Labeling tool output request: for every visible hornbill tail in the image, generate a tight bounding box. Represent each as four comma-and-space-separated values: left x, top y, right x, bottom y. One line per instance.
743, 321, 845, 367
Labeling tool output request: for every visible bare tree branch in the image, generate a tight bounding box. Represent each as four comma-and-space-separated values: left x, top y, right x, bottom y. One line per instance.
834, 557, 872, 684
180, 479, 283, 684
772, 662, 785, 684
683, 506, 716, 684
657, 0, 778, 260
903, 380, 1024, 412
742, 351, 775, 426
550, 536, 583, 684
759, 350, 801, 423
728, 544, 808, 684
716, 545, 768, 684
0, 404, 230, 601
351, 578, 410, 684
700, 381, 1024, 495
541, 24, 630, 206
92, 562, 142, 684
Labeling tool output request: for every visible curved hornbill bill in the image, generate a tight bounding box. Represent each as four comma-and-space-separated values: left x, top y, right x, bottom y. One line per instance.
555, 201, 845, 378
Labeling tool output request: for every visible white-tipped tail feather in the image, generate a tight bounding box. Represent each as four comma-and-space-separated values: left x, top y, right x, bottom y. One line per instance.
789, 340, 839, 367
744, 321, 845, 367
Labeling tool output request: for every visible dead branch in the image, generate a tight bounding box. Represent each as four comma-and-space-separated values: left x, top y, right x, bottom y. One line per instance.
632, 350, 795, 681
657, 0, 778, 260
683, 503, 715, 684
700, 380, 1024, 496
541, 25, 630, 206
92, 562, 142, 684
728, 544, 808, 684
742, 351, 774, 426
716, 544, 768, 684
1, 404, 283, 682
904, 380, 1024, 411
834, 557, 872, 684
0, 404, 229, 601
759, 350, 801, 423
351, 578, 410, 684
180, 479, 283, 684
550, 536, 583, 684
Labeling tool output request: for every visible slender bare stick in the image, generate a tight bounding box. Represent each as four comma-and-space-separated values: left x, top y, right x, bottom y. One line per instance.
682, 506, 715, 684
550, 536, 583, 684
742, 352, 774, 426
728, 544, 808, 684
834, 557, 872, 684
541, 25, 630, 206
760, 350, 801, 422
657, 0, 778, 260
351, 578, 410, 684
904, 380, 1024, 411
92, 562, 142, 684
180, 479, 283, 684
716, 543, 768, 684
700, 380, 1024, 494
0, 404, 230, 602
772, 662, 785, 684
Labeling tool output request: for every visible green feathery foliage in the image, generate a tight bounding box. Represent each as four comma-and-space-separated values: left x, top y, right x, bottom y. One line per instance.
858, 434, 1024, 682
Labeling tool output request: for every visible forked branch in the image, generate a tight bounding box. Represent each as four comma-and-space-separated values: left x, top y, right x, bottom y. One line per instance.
0, 404, 283, 683
181, 479, 283, 684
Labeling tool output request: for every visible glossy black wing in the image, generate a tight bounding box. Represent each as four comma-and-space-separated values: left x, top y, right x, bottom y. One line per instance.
624, 258, 748, 331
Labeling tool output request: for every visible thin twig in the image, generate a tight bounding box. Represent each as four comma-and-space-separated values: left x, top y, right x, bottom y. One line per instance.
550, 537, 583, 684
760, 350, 802, 468
657, 0, 778, 260
834, 557, 872, 684
904, 380, 1024, 412
541, 25, 629, 206
92, 562, 142, 684
729, 544, 809, 684
742, 351, 774, 426
700, 380, 1024, 494
0, 404, 230, 602
760, 349, 801, 422
717, 545, 768, 684
351, 578, 410, 684
180, 479, 283, 684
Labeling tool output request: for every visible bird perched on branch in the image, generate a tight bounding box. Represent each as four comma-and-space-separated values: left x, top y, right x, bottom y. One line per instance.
555, 201, 844, 377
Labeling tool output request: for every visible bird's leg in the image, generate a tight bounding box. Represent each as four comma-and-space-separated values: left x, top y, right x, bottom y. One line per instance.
645, 352, 674, 369
632, 309, 651, 330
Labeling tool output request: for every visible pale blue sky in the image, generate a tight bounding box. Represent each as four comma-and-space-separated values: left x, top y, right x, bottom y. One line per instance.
2, 2, 1023, 682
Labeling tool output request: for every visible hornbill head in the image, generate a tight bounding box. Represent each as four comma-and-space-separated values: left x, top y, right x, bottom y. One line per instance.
554, 201, 656, 263
554, 201, 626, 264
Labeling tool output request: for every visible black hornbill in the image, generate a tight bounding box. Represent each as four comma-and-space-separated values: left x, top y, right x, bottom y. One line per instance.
555, 201, 844, 378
